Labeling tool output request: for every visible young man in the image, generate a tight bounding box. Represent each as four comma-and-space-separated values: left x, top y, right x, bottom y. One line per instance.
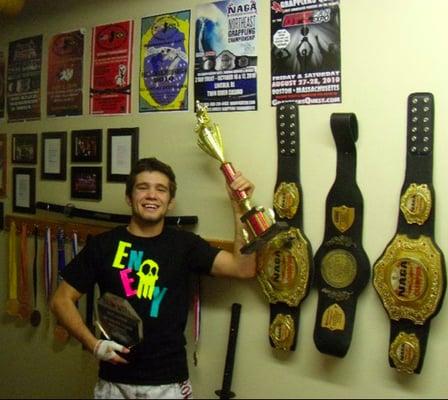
50, 157, 257, 399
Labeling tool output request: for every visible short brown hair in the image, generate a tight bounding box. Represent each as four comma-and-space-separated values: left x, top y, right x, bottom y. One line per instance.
126, 157, 177, 199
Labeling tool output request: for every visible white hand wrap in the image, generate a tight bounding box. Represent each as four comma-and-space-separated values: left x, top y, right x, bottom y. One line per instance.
93, 340, 126, 362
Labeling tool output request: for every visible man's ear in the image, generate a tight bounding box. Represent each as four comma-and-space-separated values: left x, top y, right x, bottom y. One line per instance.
168, 197, 176, 211
125, 195, 131, 207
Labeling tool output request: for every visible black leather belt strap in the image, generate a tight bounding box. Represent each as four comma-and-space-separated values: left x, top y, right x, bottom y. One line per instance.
257, 102, 313, 352
35, 201, 198, 226
373, 93, 446, 374
313, 113, 370, 357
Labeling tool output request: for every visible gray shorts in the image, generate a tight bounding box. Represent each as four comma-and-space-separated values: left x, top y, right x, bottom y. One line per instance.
94, 378, 193, 399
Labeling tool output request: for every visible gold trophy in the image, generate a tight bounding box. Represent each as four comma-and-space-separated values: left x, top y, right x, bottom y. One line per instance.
194, 101, 287, 254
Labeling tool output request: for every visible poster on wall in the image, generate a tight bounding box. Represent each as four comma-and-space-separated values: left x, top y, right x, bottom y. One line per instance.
90, 20, 134, 115
194, 0, 258, 112
271, 0, 341, 106
47, 30, 84, 117
7, 35, 43, 122
139, 11, 190, 112
0, 52, 5, 119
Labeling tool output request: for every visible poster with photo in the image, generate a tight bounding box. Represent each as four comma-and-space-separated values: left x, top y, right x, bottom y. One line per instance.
7, 35, 43, 122
47, 30, 84, 117
140, 10, 190, 112
271, 0, 341, 106
90, 20, 134, 115
194, 0, 258, 112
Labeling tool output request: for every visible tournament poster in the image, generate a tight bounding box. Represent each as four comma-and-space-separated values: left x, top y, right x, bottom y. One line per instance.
47, 30, 84, 117
0, 52, 5, 119
139, 11, 190, 112
271, 0, 341, 106
7, 35, 43, 122
194, 0, 258, 112
90, 20, 134, 115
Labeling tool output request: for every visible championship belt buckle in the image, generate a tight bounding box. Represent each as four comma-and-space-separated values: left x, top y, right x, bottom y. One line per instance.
373, 234, 444, 324
389, 332, 421, 374
257, 228, 311, 307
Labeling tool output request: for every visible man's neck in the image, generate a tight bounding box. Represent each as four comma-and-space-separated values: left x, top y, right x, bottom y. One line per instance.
127, 217, 164, 238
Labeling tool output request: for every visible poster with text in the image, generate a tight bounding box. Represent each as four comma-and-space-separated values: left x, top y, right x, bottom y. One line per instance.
90, 20, 134, 115
140, 11, 190, 112
0, 52, 5, 119
47, 30, 84, 117
194, 0, 258, 112
7, 35, 43, 122
271, 0, 341, 106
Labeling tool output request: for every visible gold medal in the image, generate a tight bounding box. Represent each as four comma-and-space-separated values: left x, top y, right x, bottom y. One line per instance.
399, 183, 432, 225
389, 332, 420, 374
273, 182, 299, 220
269, 313, 295, 351
373, 234, 444, 324
257, 227, 311, 306
320, 249, 357, 289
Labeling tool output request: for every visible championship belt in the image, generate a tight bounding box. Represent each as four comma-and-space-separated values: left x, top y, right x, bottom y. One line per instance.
313, 113, 370, 357
373, 92, 446, 374
257, 102, 313, 351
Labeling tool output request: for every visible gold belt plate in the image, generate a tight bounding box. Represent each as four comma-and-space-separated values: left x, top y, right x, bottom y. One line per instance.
389, 332, 420, 374
273, 182, 299, 220
373, 234, 444, 324
269, 313, 295, 351
399, 183, 432, 225
257, 227, 311, 306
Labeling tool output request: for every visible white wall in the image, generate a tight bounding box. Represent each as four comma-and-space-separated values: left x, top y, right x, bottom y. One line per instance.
1, 0, 448, 398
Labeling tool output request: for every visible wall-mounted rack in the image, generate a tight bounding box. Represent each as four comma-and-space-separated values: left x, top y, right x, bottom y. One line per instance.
4, 213, 234, 252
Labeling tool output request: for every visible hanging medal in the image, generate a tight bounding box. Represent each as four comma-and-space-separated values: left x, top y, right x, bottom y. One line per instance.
6, 221, 20, 317
54, 227, 70, 343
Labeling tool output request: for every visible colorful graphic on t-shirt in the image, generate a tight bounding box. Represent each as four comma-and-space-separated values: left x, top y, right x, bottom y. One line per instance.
112, 240, 167, 318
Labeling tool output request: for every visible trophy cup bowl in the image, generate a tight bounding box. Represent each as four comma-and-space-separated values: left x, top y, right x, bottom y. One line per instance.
194, 101, 287, 254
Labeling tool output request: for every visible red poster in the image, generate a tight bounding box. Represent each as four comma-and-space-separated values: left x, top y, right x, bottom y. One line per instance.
47, 30, 84, 116
90, 20, 134, 115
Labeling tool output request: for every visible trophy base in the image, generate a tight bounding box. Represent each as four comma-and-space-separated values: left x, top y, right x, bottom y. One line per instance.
240, 221, 289, 254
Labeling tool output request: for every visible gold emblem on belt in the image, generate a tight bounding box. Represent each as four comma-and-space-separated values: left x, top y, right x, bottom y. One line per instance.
389, 332, 420, 374
269, 313, 295, 351
273, 182, 299, 220
399, 183, 432, 225
257, 227, 311, 306
321, 303, 346, 331
373, 234, 443, 324
332, 205, 355, 233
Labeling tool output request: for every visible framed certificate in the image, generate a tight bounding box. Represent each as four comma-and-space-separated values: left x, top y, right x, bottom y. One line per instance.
13, 167, 36, 214
41, 131, 67, 180
107, 127, 139, 182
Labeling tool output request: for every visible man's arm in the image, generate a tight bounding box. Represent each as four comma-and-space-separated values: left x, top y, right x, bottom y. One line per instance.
50, 281, 129, 364
210, 171, 257, 279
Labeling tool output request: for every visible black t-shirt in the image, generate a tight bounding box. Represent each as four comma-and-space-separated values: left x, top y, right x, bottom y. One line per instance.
62, 225, 220, 385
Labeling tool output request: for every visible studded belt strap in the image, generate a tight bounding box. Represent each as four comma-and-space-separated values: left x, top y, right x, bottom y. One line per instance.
313, 113, 370, 357
257, 102, 313, 351
373, 93, 446, 374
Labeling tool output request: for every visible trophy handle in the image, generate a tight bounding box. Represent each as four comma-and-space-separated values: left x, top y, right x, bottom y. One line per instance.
220, 162, 249, 202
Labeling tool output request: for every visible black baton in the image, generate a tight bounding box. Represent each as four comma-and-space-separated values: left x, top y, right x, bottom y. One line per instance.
215, 303, 242, 399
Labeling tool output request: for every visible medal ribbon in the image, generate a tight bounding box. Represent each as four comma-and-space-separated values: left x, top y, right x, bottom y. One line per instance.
19, 223, 30, 318
7, 221, 18, 315
56, 228, 66, 283
32, 226, 39, 311
44, 227, 52, 305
